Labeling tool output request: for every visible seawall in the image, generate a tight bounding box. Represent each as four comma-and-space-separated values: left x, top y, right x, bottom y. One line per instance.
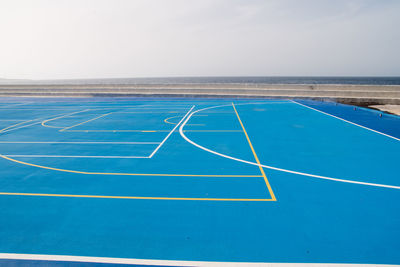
0, 83, 399, 105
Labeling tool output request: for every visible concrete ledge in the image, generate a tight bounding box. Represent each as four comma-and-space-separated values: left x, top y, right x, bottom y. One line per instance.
0, 83, 399, 105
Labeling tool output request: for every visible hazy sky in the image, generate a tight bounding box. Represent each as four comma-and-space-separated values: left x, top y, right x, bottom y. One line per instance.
0, 0, 399, 79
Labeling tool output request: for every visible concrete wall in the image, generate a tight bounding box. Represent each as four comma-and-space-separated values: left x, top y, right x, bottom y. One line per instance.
0, 84, 399, 105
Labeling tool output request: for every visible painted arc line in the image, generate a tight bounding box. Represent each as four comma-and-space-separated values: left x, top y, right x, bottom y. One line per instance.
0, 154, 263, 177
164, 114, 205, 126
41, 109, 91, 128
290, 100, 400, 142
179, 103, 400, 190
149, 105, 195, 158
0, 253, 393, 267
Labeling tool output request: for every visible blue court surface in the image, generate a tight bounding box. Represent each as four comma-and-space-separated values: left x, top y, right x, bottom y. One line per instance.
0, 98, 399, 266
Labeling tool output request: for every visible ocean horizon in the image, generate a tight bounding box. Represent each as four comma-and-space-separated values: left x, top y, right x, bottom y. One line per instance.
1, 76, 400, 85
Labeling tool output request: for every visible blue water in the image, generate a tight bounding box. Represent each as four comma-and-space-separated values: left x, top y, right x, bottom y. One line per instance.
18, 76, 400, 85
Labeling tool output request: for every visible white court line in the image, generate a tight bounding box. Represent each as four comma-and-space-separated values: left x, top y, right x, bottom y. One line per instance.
0, 119, 28, 121
0, 119, 37, 133
0, 253, 392, 267
0, 141, 159, 144
41, 109, 91, 128
1, 109, 105, 134
291, 100, 400, 142
1, 108, 121, 134
0, 109, 91, 111
116, 111, 187, 114
149, 105, 195, 158
121, 107, 193, 110
179, 103, 400, 190
4, 155, 149, 159
0, 102, 32, 108
0, 121, 42, 134
0, 107, 191, 111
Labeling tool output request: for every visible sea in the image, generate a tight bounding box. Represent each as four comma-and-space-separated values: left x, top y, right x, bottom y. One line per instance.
1, 77, 400, 85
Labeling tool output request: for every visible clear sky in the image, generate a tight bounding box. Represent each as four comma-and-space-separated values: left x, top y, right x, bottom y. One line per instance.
0, 0, 399, 79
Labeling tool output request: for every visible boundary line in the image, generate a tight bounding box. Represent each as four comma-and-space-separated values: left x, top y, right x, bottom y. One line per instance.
0, 192, 272, 201
0, 253, 391, 266
149, 106, 195, 158
291, 100, 400, 142
232, 103, 276, 201
0, 141, 159, 144
3, 155, 149, 159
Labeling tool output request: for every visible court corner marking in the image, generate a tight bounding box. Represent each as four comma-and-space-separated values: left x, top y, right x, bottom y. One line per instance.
231, 102, 276, 201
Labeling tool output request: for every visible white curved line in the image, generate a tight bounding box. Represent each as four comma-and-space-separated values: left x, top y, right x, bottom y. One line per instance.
179, 104, 400, 190
1, 252, 388, 267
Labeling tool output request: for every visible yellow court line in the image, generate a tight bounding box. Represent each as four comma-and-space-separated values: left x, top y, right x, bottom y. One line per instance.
184, 130, 241, 132
0, 154, 261, 177
0, 119, 34, 133
164, 115, 183, 125
232, 103, 277, 201
60, 112, 113, 132
141, 130, 157, 132
41, 109, 91, 129
164, 115, 206, 126
0, 192, 273, 201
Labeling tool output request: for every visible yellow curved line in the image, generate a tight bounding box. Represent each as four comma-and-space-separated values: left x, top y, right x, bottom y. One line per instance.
164, 115, 205, 126
0, 154, 261, 178
41, 123, 64, 129
0, 120, 34, 133
41, 109, 91, 129
164, 115, 182, 125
